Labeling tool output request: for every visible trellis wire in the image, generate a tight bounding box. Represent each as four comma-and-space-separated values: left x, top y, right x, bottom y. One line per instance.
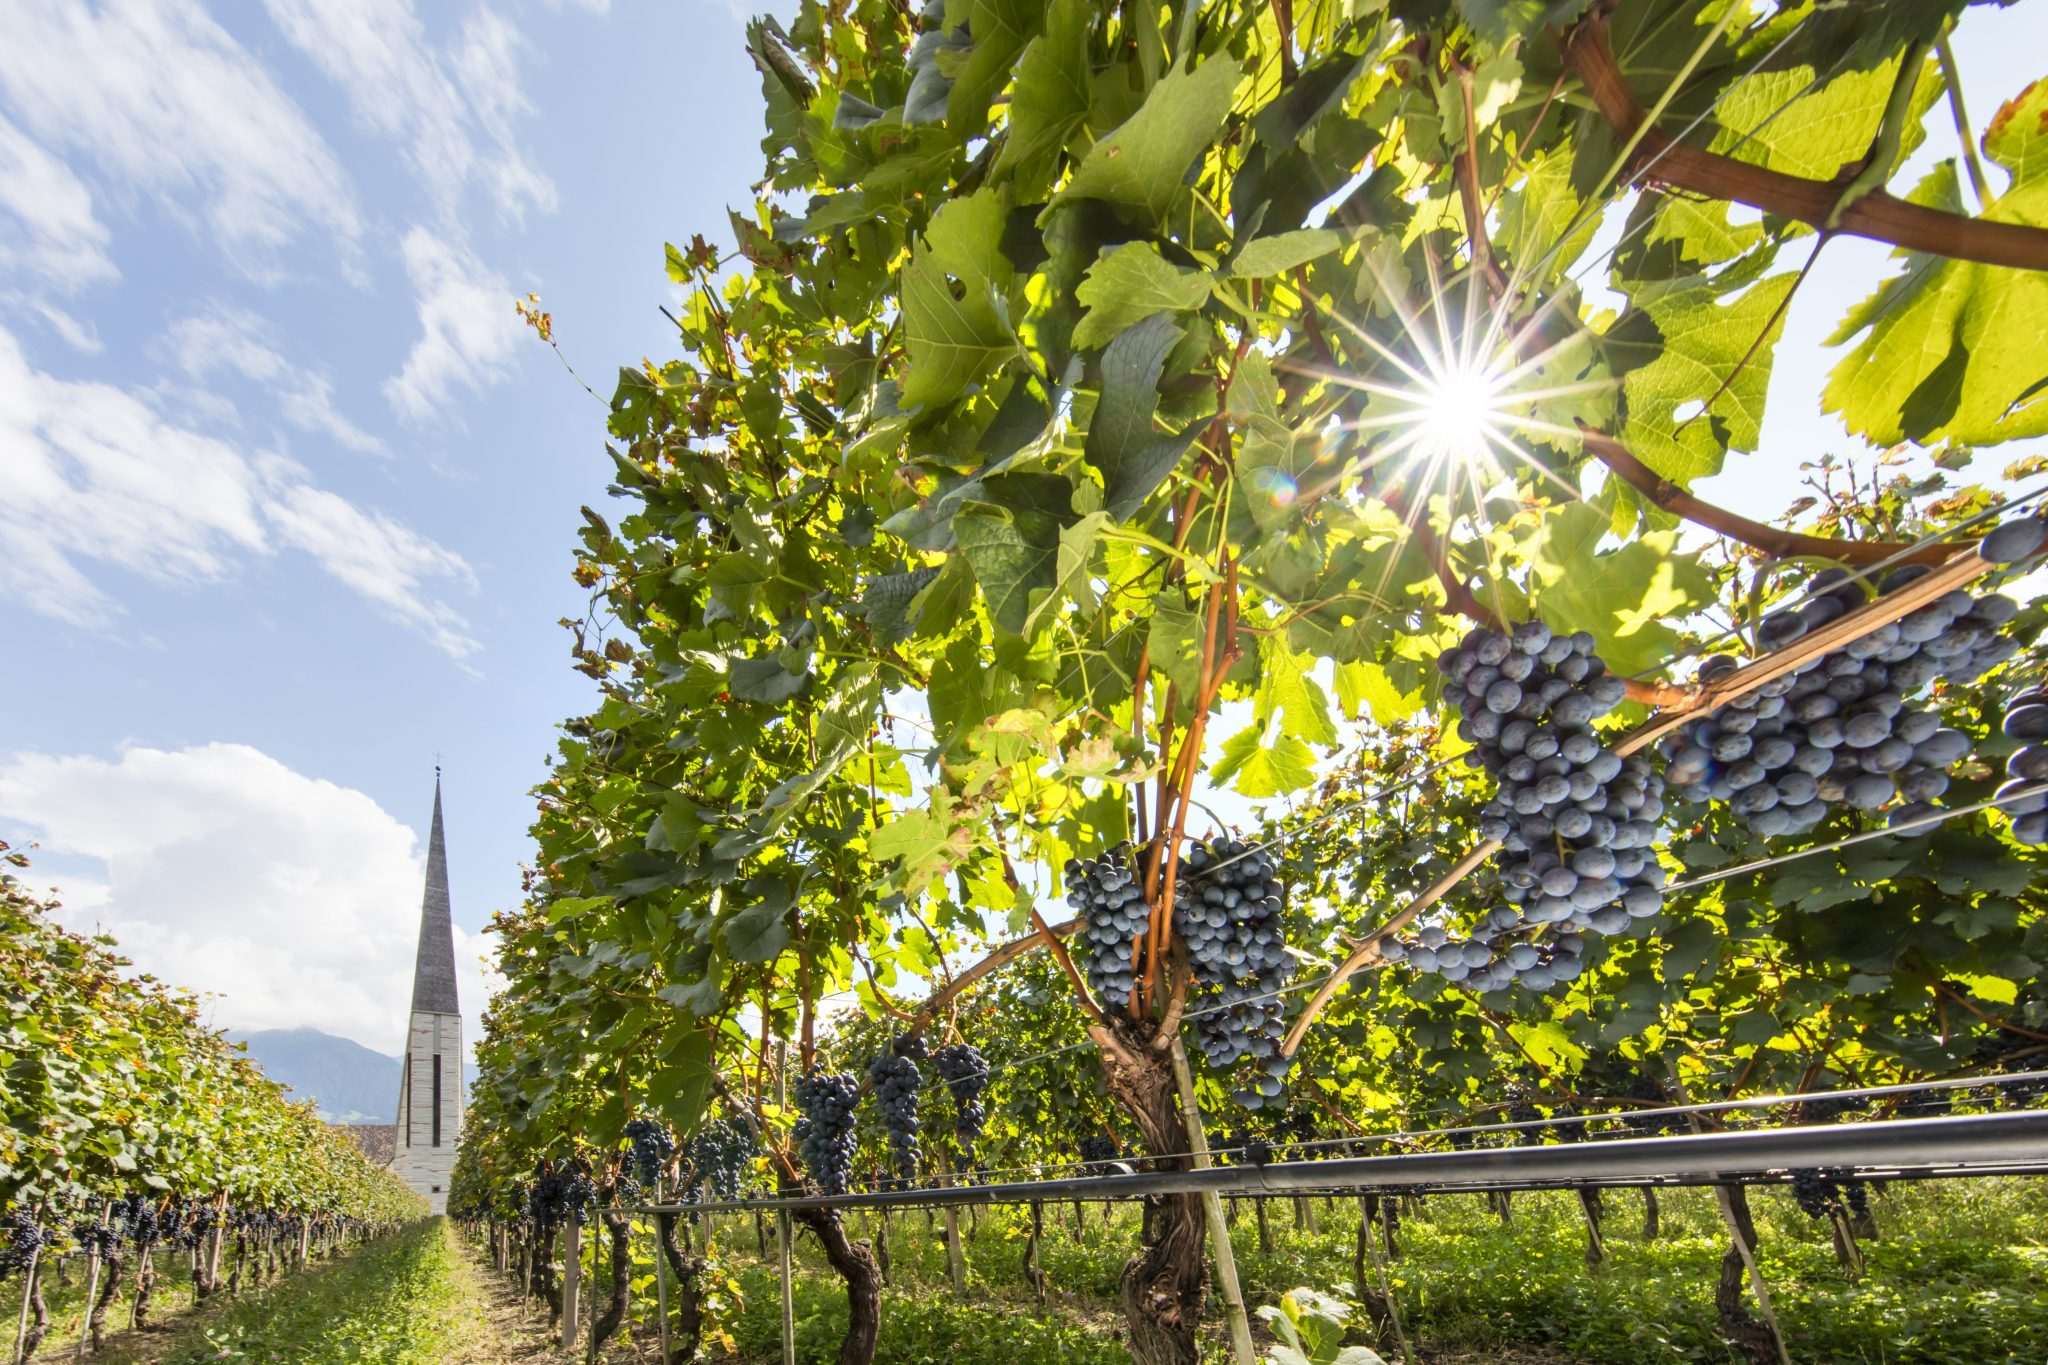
613, 1109, 2048, 1216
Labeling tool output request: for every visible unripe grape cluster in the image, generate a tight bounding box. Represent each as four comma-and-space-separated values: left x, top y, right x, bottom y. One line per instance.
931, 1043, 989, 1153
623, 1115, 677, 1190
1175, 838, 1294, 1109
868, 1034, 926, 1180
690, 1119, 758, 1198
1666, 567, 2018, 835
1398, 622, 1667, 988
794, 1068, 860, 1196
1063, 844, 1148, 1005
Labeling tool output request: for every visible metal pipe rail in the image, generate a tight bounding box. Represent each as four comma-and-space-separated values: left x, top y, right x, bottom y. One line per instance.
611, 1110, 2048, 1216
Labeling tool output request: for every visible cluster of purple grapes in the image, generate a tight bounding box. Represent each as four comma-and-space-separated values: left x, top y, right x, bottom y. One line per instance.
690, 1119, 758, 1198
794, 1069, 860, 1196
1996, 684, 2048, 844
1395, 622, 1667, 988
0, 1210, 42, 1273
1063, 845, 1147, 1007
1789, 1167, 1868, 1220
527, 1167, 597, 1228
1175, 838, 1294, 1109
1665, 567, 2014, 835
931, 1043, 989, 1154
1077, 1134, 1121, 1167
624, 1115, 676, 1189
868, 1034, 926, 1179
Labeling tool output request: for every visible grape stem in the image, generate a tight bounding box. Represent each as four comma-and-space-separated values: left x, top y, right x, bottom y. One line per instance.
1561, 9, 2048, 271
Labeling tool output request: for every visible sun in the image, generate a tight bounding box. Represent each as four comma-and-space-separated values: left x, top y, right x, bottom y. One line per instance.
1410, 358, 1510, 465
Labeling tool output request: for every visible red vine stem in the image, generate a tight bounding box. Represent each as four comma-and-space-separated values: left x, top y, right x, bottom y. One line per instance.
1561, 11, 2048, 271
1583, 427, 1967, 567
897, 917, 1081, 1037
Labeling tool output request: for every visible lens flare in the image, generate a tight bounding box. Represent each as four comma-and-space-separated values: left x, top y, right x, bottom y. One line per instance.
1411, 359, 1508, 464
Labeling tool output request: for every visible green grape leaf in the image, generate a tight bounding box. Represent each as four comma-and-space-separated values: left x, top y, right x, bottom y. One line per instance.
901, 189, 1020, 413
730, 655, 809, 703
1523, 503, 1714, 676
1086, 314, 1205, 520
723, 883, 794, 963
954, 500, 1058, 635
1823, 82, 2048, 448
1054, 55, 1242, 227
1211, 718, 1316, 798
1229, 229, 1341, 278
943, 0, 1044, 134
1610, 272, 1799, 484
1073, 244, 1215, 350
992, 0, 1090, 198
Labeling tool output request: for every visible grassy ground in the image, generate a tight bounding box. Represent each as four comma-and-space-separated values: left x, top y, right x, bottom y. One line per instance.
676, 1176, 2047, 1363
8, 1220, 542, 1365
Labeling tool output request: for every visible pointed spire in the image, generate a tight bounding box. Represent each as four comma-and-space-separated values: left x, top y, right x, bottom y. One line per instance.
409, 772, 460, 1014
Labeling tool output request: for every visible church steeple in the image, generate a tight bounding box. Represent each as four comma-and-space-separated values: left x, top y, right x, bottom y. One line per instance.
393, 770, 464, 1213
408, 774, 460, 1015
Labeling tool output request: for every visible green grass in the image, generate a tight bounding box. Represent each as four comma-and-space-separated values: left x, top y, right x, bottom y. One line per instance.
689, 1177, 2048, 1363
91, 1219, 484, 1365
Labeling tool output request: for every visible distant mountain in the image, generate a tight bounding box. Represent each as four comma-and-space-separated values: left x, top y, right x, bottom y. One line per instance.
235, 1027, 479, 1124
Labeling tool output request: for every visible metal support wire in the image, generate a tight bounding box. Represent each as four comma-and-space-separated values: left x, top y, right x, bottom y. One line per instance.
612, 1110, 2048, 1217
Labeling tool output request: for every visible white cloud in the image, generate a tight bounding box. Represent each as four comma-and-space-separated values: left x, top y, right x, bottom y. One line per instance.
0, 743, 500, 1058
264, 483, 480, 658
383, 226, 525, 422
260, 0, 555, 223
0, 324, 478, 656
159, 307, 390, 456
0, 114, 116, 290
0, 0, 360, 279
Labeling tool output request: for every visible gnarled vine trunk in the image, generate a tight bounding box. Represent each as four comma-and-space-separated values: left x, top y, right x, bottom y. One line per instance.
19, 1259, 49, 1361
1097, 1024, 1205, 1365
87, 1251, 123, 1351
792, 1208, 882, 1365
655, 1211, 707, 1365
592, 1210, 632, 1351
1715, 1186, 1777, 1365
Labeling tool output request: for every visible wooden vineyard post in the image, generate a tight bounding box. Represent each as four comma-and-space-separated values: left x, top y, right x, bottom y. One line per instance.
1665, 1064, 1791, 1365
1357, 1198, 1415, 1365
75, 1202, 107, 1361
1024, 1201, 1047, 1309
561, 1212, 583, 1350
941, 1160, 966, 1297
1168, 1038, 1256, 1365
12, 1236, 39, 1365
653, 1179, 674, 1363
775, 1042, 796, 1365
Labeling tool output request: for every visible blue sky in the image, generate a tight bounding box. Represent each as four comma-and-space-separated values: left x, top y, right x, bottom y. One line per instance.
0, 1, 2041, 1059
0, 0, 775, 1055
